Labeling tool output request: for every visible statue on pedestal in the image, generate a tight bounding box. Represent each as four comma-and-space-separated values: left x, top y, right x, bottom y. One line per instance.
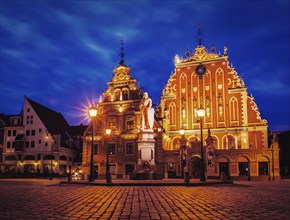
139, 92, 154, 130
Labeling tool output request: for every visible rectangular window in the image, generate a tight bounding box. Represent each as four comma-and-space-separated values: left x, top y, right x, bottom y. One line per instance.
25, 141, 30, 148
8, 130, 11, 136
109, 121, 116, 129
38, 140, 41, 144
238, 162, 249, 176
12, 130, 16, 136
30, 120, 33, 124
27, 121, 30, 124
31, 130, 35, 136
126, 142, 134, 154
126, 120, 134, 130
39, 128, 42, 132
27, 108, 30, 112
7, 142, 11, 148
259, 162, 269, 175
108, 143, 116, 155
31, 141, 35, 148
93, 144, 99, 155
45, 142, 48, 146
26, 130, 30, 136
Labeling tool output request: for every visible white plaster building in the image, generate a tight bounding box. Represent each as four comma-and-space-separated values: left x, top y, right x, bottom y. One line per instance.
1, 97, 84, 175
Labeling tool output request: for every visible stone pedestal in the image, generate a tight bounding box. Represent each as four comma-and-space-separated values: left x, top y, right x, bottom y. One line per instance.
135, 129, 156, 179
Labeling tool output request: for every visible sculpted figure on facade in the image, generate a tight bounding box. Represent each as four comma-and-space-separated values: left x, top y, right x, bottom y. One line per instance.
139, 92, 154, 130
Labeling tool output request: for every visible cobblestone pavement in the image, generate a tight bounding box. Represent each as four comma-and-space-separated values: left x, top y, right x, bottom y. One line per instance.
0, 179, 289, 220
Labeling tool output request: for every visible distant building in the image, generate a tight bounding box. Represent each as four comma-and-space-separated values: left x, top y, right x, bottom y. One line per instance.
0, 97, 84, 175
157, 43, 280, 180
81, 57, 164, 180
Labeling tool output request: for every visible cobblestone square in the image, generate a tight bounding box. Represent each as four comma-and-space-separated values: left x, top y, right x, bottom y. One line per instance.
0, 179, 289, 219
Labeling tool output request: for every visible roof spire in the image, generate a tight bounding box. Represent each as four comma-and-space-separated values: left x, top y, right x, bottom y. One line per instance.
196, 23, 204, 46
119, 38, 125, 64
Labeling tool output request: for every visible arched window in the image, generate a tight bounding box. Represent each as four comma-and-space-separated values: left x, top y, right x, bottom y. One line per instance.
6, 155, 16, 161
44, 155, 55, 160
60, 155, 67, 161
122, 89, 129, 100
223, 135, 236, 149
24, 155, 35, 160
115, 90, 121, 101
169, 102, 176, 125
230, 97, 238, 121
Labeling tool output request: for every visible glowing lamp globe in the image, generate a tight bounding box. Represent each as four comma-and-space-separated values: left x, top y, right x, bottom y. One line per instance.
197, 108, 205, 118
88, 105, 97, 118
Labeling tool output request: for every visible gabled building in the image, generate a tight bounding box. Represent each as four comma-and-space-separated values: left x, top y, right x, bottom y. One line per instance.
1, 96, 81, 175
82, 54, 164, 180
157, 42, 280, 180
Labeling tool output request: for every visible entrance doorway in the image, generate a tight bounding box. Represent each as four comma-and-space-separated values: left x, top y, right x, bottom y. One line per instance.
190, 157, 201, 178
219, 162, 229, 177
167, 162, 176, 178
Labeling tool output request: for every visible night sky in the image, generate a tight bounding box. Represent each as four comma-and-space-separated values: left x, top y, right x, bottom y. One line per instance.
0, 0, 289, 131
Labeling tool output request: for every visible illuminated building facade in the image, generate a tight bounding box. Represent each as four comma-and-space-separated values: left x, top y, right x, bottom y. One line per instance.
0, 97, 83, 175
157, 43, 280, 180
81, 55, 163, 180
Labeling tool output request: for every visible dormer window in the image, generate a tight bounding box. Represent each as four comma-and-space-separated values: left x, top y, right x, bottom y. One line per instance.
115, 90, 121, 101
123, 90, 129, 100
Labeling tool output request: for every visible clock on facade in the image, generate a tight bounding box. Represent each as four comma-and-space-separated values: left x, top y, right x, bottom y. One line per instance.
195, 64, 207, 76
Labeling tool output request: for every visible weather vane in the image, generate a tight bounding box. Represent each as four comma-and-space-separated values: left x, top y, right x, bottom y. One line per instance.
119, 38, 125, 63
196, 23, 204, 46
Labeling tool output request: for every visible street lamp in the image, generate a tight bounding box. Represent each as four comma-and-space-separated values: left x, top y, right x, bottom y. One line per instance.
197, 107, 206, 182
179, 128, 189, 184
105, 128, 112, 184
179, 129, 185, 179
88, 105, 97, 182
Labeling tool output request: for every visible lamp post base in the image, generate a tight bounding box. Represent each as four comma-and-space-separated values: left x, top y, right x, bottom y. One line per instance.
106, 172, 112, 184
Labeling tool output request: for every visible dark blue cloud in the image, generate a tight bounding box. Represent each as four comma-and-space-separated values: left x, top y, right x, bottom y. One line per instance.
0, 0, 289, 131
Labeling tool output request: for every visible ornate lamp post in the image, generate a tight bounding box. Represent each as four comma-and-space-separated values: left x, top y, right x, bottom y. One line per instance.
105, 129, 112, 184
197, 107, 206, 182
88, 105, 97, 182
179, 129, 185, 179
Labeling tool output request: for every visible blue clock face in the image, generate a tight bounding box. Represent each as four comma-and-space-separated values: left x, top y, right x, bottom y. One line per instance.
195, 64, 206, 75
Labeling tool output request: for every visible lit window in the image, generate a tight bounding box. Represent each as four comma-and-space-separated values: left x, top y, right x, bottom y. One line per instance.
126, 119, 134, 130
108, 118, 116, 129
